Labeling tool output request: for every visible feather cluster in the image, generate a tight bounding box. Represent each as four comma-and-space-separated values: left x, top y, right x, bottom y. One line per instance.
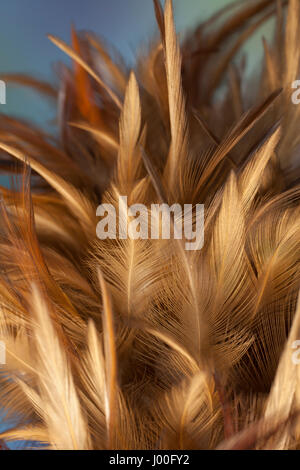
0, 0, 299, 450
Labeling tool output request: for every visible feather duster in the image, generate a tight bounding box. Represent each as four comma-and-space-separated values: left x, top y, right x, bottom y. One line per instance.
0, 0, 299, 450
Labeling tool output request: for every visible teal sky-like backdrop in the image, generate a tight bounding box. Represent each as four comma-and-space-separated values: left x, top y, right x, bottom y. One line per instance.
0, 0, 274, 126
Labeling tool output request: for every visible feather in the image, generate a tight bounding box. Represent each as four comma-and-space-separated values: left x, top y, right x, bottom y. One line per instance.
239, 126, 281, 213
19, 285, 89, 449
118, 72, 142, 191
163, 0, 188, 194
48, 34, 122, 109
97, 270, 117, 447
262, 292, 300, 449
0, 0, 299, 451
0, 141, 95, 231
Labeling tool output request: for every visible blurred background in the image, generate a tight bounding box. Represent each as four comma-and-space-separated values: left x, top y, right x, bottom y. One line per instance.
0, 0, 274, 126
